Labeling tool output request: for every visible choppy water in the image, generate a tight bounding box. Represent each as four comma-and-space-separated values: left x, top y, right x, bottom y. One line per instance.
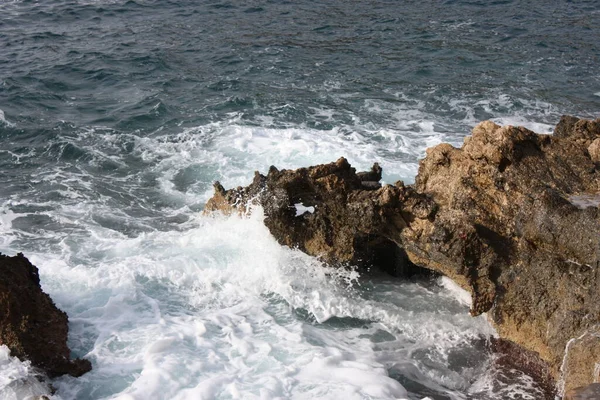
1, 0, 599, 399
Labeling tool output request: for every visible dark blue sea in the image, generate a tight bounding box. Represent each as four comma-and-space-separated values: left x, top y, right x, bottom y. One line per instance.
0, 1, 599, 399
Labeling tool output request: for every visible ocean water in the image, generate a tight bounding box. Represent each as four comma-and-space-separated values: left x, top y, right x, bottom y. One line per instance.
0, 0, 599, 399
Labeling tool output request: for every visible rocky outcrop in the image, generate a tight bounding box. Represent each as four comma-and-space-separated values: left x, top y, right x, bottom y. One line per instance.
412, 116, 600, 396
205, 115, 600, 396
0, 253, 92, 378
207, 158, 436, 276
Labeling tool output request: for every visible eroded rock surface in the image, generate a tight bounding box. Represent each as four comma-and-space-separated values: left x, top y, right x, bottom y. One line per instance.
0, 253, 91, 377
205, 116, 600, 396
207, 158, 436, 276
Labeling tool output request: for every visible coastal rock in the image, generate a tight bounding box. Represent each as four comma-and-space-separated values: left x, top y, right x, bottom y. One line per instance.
206, 158, 436, 276
205, 116, 600, 396
0, 253, 92, 377
413, 116, 600, 395
588, 138, 600, 163
565, 383, 600, 400
561, 327, 600, 396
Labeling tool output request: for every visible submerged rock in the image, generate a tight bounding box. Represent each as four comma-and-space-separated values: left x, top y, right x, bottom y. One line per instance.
0, 253, 91, 378
205, 116, 600, 396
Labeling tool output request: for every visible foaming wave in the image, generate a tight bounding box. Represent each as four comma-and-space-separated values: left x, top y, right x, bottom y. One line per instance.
0, 346, 53, 400
0, 205, 18, 249
361, 91, 560, 158
32, 210, 410, 399
0, 103, 553, 399
1, 189, 544, 400
454, 94, 558, 134
468, 365, 546, 400
134, 119, 421, 196
12, 206, 502, 399
0, 110, 15, 128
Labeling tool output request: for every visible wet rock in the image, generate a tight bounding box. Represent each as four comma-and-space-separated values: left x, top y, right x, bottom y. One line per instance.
206, 157, 434, 272
206, 115, 600, 394
357, 162, 382, 182
0, 253, 92, 377
488, 337, 556, 399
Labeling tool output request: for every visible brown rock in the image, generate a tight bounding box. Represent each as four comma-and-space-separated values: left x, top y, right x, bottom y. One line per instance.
205, 158, 436, 276
565, 383, 600, 400
205, 115, 600, 394
0, 253, 92, 377
561, 327, 600, 397
588, 138, 600, 163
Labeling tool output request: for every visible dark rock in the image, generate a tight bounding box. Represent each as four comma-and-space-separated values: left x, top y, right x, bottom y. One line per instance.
205, 116, 600, 394
0, 253, 92, 377
357, 162, 382, 182
206, 157, 436, 270
360, 181, 382, 190
489, 337, 556, 399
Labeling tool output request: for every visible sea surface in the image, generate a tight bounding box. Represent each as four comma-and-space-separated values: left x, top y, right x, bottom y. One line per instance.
0, 0, 599, 399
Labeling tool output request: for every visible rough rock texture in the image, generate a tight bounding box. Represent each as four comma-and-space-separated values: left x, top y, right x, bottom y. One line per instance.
565, 383, 600, 400
205, 116, 600, 396
561, 327, 600, 396
588, 138, 600, 164
412, 116, 600, 396
206, 158, 436, 276
489, 337, 556, 399
0, 253, 91, 377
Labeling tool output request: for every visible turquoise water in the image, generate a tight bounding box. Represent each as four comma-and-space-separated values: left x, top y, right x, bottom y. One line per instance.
0, 0, 599, 399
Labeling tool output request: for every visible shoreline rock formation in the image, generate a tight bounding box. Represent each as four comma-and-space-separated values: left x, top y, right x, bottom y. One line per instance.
206, 115, 600, 397
0, 253, 92, 379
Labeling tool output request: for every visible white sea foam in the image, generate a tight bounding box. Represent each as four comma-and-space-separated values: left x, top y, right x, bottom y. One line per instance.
0, 106, 551, 399
1, 205, 493, 399
468, 366, 545, 400
294, 203, 315, 216
491, 117, 554, 134
130, 119, 421, 197
0, 110, 15, 128
0, 346, 53, 400
0, 205, 18, 248
438, 276, 472, 308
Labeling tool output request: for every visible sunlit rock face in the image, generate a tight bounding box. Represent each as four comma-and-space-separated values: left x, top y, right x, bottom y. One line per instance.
207, 116, 600, 395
